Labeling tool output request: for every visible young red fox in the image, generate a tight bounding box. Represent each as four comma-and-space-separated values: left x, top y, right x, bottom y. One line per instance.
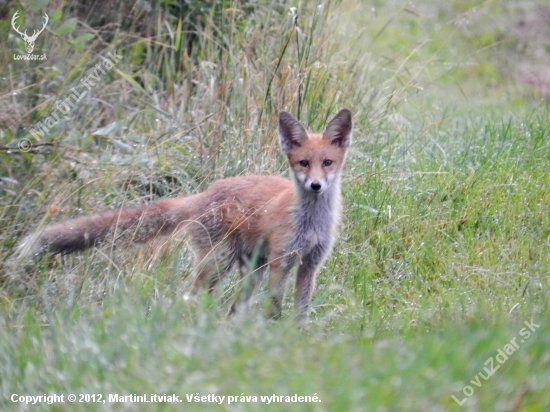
18, 109, 352, 319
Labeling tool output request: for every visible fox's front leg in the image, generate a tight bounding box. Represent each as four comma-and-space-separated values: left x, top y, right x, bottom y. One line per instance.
294, 245, 328, 321
266, 257, 296, 319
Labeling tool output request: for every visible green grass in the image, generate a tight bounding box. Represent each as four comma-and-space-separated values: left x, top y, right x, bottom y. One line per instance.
2, 300, 549, 411
1, 0, 550, 411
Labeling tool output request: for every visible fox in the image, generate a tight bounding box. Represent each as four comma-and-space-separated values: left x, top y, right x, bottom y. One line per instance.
17, 109, 352, 320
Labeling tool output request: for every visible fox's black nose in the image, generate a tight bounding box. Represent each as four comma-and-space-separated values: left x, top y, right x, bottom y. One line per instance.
310, 182, 322, 191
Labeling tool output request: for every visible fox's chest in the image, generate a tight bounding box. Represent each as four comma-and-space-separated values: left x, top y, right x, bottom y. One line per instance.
302, 225, 329, 250
287, 194, 338, 252
289, 213, 336, 256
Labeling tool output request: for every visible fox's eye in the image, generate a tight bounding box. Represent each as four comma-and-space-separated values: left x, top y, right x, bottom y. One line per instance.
323, 159, 333, 167
299, 160, 309, 168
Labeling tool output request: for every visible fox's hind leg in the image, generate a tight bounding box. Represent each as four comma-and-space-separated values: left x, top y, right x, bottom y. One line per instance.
230, 256, 267, 315
190, 246, 237, 292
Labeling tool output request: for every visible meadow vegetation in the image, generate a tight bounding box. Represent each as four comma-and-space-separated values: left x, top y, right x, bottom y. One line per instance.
1, 0, 549, 410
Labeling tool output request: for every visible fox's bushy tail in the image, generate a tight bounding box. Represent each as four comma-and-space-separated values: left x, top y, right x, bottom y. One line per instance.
17, 196, 198, 258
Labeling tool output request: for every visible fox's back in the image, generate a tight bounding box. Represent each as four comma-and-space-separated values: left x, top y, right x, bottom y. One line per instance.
199, 175, 292, 208
185, 175, 295, 251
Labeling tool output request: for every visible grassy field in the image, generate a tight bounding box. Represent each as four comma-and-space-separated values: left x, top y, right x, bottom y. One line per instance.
1, 0, 550, 410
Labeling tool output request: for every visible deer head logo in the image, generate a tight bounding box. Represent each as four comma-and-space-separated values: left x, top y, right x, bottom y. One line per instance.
11, 11, 48, 54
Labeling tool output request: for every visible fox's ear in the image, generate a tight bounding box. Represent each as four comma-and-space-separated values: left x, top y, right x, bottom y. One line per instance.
323, 109, 352, 148
279, 111, 308, 152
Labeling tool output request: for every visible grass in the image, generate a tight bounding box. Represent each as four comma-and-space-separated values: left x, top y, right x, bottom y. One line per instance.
1, 0, 550, 410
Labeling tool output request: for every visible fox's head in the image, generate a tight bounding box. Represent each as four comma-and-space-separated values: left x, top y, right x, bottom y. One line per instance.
279, 109, 352, 195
